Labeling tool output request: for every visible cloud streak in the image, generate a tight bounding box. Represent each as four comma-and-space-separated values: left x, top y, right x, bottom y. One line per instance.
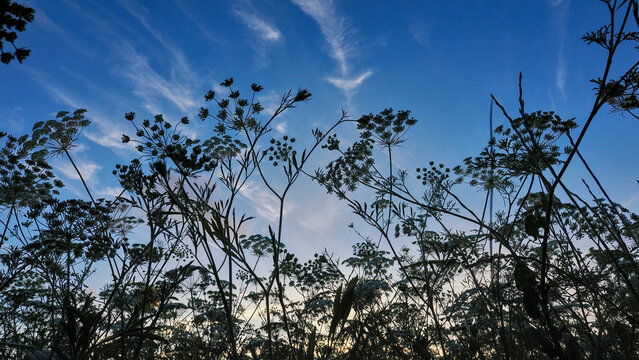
172, 1, 225, 46
34, 76, 132, 151
292, 0, 350, 74
83, 114, 133, 151
117, 0, 200, 113
556, 57, 566, 95
275, 121, 287, 134
411, 21, 431, 48
231, 4, 284, 68
120, 45, 198, 113
56, 161, 101, 183
291, 0, 372, 95
551, 0, 570, 97
240, 181, 290, 223
327, 70, 372, 92
234, 9, 283, 43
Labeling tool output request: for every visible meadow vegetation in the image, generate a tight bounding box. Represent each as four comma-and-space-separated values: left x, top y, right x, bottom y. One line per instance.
1, 1, 638, 359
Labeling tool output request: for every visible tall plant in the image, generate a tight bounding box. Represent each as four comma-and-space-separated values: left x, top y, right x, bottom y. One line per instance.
315, 0, 639, 358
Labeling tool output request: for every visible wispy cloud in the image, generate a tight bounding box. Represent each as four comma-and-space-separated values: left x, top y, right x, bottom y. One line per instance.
95, 186, 125, 198
60, 0, 203, 141
291, 0, 350, 74
548, 90, 558, 112
258, 90, 284, 116
275, 121, 287, 134
41, 83, 82, 109
62, 1, 205, 145
119, 45, 198, 113
35, 78, 132, 151
34, 8, 65, 33
294, 195, 344, 231
83, 115, 132, 151
117, 0, 182, 59
116, 0, 200, 113
231, 4, 284, 68
327, 70, 372, 92
240, 181, 290, 223
623, 191, 639, 210
556, 57, 566, 95
411, 21, 431, 48
551, 0, 570, 97
234, 9, 283, 43
0, 106, 27, 133
32, 7, 100, 59
172, 1, 225, 47
291, 0, 372, 95
56, 161, 101, 183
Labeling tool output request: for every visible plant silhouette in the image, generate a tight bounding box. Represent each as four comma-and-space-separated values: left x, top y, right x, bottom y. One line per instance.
1, 1, 639, 359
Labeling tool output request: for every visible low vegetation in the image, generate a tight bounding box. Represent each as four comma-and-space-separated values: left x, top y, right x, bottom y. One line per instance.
1, 1, 638, 359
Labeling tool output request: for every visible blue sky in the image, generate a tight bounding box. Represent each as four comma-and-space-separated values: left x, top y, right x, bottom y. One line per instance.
1, 0, 638, 259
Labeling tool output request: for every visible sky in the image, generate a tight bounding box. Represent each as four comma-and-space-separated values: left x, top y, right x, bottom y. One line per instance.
1, 0, 638, 261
